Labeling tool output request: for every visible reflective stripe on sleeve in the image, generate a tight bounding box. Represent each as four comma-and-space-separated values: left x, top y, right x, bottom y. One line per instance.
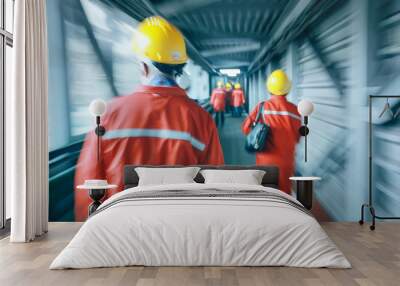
264, 110, 302, 121
103, 128, 206, 151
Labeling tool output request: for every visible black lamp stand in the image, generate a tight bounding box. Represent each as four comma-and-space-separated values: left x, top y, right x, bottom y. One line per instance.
359, 95, 400, 230
95, 115, 106, 163
299, 116, 310, 162
88, 116, 106, 216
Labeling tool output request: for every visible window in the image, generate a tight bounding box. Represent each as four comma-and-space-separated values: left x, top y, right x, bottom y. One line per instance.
1, 0, 14, 231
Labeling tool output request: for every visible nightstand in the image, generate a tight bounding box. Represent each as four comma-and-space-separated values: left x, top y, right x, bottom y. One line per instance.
289, 177, 321, 210
77, 181, 117, 216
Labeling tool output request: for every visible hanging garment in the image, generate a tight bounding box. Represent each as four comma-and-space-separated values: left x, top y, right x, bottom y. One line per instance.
394, 107, 400, 119
75, 85, 224, 221
210, 88, 226, 112
378, 98, 394, 118
242, 95, 301, 194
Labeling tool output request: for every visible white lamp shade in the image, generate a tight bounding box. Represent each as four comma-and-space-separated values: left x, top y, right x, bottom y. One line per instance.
89, 99, 107, 116
297, 99, 314, 116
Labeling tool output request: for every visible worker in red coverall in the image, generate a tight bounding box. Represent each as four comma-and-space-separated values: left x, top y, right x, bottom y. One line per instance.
74, 16, 224, 221
210, 81, 226, 127
242, 70, 301, 194
231, 83, 245, 117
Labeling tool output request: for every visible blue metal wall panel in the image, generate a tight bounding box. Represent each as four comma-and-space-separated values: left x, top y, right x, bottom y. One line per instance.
249, 0, 353, 220
260, 0, 400, 221
295, 0, 352, 220
372, 0, 400, 218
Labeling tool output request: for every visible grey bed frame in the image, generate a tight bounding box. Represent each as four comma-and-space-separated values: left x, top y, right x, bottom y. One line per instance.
124, 165, 280, 189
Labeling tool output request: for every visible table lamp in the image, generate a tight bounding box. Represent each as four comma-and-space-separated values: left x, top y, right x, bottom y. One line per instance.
297, 99, 314, 162
89, 99, 107, 163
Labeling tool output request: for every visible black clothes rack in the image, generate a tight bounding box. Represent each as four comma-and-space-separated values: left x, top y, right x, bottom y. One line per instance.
359, 95, 400, 230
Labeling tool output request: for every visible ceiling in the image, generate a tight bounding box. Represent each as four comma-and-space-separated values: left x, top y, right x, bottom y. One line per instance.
153, 0, 287, 70
107, 0, 341, 74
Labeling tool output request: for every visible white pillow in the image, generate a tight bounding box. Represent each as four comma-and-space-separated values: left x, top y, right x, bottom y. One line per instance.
135, 167, 200, 186
200, 169, 266, 185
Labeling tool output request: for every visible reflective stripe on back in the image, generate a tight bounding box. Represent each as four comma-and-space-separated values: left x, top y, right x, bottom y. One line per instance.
264, 110, 301, 121
103, 128, 206, 151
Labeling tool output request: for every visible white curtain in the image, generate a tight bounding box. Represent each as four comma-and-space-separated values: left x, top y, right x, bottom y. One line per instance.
9, 0, 49, 242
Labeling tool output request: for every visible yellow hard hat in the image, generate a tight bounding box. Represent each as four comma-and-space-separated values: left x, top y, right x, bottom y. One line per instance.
225, 82, 232, 90
217, 81, 224, 88
132, 16, 188, 65
234, 83, 241, 89
266, 69, 291, 96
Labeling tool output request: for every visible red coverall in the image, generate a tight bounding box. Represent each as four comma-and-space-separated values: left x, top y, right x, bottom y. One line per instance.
210, 88, 226, 111
231, 88, 245, 107
242, 95, 301, 194
75, 85, 224, 221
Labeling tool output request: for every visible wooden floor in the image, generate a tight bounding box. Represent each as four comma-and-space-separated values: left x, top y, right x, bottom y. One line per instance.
0, 222, 399, 286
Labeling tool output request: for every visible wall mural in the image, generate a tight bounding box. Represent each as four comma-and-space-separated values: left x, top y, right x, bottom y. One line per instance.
48, 0, 400, 222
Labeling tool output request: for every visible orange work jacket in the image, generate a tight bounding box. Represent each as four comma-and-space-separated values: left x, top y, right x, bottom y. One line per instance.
210, 88, 226, 112
232, 89, 245, 107
242, 95, 301, 194
75, 85, 224, 221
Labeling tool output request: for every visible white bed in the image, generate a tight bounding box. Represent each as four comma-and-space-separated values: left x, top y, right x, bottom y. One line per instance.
50, 183, 350, 269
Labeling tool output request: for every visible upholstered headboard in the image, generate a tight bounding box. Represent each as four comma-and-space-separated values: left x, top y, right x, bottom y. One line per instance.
123, 165, 280, 189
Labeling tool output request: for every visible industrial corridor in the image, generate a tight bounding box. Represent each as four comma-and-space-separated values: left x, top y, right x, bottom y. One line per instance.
5, 1, 400, 285
217, 114, 255, 165
42, 0, 400, 223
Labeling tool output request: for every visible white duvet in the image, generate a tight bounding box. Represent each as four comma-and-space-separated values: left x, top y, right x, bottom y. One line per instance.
50, 183, 350, 269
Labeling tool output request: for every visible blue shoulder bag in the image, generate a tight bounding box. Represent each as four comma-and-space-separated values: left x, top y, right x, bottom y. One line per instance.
245, 102, 270, 152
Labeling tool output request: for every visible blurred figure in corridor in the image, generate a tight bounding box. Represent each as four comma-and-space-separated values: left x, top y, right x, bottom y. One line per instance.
74, 16, 224, 221
242, 70, 301, 194
225, 82, 233, 115
211, 81, 226, 127
231, 83, 245, 117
